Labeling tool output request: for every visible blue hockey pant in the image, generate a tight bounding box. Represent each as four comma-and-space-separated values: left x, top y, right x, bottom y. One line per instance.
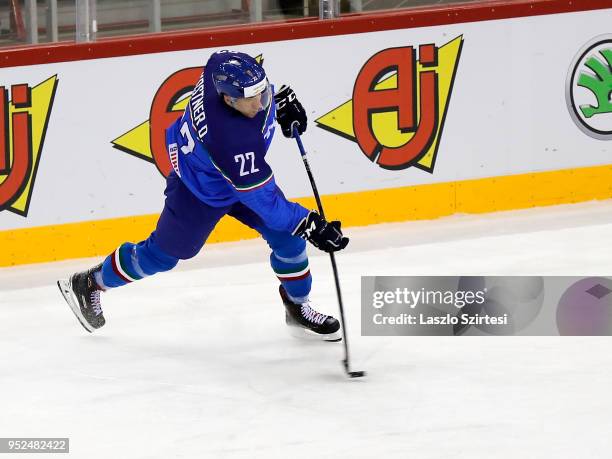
98, 172, 311, 303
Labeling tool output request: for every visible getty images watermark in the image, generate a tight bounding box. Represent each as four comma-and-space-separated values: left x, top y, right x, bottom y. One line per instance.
361, 276, 612, 336
370, 285, 505, 327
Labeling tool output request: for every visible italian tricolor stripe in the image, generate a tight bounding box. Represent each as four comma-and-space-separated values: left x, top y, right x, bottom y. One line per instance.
234, 173, 274, 192
274, 261, 311, 281
111, 247, 140, 283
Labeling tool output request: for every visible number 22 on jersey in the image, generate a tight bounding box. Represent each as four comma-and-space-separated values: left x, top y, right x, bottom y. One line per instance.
234, 152, 259, 176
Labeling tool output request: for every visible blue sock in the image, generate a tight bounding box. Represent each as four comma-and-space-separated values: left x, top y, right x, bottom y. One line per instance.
99, 237, 179, 289
270, 248, 311, 303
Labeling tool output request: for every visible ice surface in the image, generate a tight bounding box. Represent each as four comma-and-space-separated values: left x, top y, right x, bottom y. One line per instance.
2, 201, 612, 458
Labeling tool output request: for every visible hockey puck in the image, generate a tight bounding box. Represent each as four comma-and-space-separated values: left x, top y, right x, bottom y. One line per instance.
349, 370, 366, 378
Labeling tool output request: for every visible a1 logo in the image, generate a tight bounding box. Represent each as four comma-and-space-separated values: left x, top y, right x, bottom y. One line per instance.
0, 76, 57, 216
315, 36, 463, 173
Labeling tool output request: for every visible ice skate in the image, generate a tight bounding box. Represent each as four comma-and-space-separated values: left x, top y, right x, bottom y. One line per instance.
279, 285, 341, 342
57, 264, 105, 332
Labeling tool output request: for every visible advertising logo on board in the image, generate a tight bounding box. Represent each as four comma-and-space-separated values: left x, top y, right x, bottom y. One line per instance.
0, 76, 58, 216
316, 36, 463, 172
566, 35, 612, 140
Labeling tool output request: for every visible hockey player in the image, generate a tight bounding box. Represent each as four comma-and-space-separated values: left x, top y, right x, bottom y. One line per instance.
57, 50, 349, 341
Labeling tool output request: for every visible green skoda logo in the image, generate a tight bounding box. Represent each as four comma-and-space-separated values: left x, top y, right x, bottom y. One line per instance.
566, 35, 612, 140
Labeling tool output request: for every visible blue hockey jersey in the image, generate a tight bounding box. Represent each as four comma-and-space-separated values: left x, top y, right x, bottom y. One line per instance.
165, 52, 309, 233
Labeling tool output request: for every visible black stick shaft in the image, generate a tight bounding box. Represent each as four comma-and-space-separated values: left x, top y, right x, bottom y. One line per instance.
292, 127, 353, 374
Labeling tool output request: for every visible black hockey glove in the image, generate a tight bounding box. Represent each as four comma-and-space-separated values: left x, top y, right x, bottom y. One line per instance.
293, 211, 349, 253
274, 85, 307, 138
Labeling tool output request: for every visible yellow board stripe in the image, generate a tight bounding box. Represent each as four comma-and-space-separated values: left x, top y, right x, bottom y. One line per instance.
2, 163, 612, 267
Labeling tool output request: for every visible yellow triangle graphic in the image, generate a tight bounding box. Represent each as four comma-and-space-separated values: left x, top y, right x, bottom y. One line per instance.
316, 36, 462, 172
111, 119, 154, 162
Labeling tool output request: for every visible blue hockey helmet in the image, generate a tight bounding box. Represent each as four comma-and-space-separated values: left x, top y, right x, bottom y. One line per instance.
212, 51, 271, 109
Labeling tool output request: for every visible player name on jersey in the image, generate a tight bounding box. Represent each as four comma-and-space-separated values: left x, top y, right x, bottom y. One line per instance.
189, 75, 208, 141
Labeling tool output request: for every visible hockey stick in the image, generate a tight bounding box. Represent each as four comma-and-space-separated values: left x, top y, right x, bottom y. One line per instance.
292, 125, 365, 378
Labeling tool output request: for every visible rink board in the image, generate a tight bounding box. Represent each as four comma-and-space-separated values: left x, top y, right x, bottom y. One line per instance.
0, 0, 611, 266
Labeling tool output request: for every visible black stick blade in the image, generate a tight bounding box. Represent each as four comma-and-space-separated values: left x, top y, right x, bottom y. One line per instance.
348, 371, 366, 378
343, 360, 366, 378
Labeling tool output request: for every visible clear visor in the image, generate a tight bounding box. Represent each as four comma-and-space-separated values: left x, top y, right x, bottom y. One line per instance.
252, 81, 272, 111
243, 80, 272, 111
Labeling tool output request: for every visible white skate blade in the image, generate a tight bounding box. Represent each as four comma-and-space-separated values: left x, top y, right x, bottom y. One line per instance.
287, 324, 342, 342
57, 279, 95, 333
